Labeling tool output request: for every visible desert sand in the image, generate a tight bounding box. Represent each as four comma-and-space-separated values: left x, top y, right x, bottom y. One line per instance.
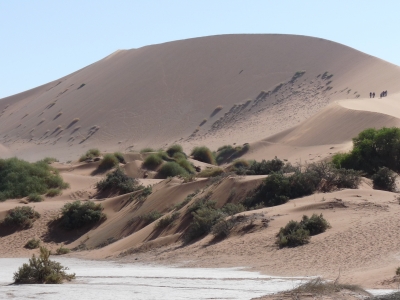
1, 34, 400, 295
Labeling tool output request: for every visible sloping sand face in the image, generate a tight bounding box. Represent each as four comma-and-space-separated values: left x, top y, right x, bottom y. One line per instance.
1, 34, 400, 161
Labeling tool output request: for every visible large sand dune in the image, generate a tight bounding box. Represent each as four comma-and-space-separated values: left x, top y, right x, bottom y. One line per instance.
2, 35, 400, 292
1, 34, 400, 161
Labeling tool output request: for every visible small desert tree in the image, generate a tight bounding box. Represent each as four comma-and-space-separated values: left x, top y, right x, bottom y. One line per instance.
14, 246, 75, 284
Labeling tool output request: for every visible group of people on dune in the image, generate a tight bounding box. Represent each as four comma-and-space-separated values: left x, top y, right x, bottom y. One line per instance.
369, 91, 388, 98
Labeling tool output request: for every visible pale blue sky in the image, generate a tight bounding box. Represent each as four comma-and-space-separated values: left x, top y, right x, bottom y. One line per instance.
1, 1, 399, 99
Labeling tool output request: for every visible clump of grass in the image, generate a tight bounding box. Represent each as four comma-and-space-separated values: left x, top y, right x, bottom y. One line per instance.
0, 157, 69, 201
24, 238, 41, 249
3, 206, 40, 228
55, 246, 70, 255
143, 154, 163, 170
166, 144, 183, 157
79, 148, 101, 162
140, 147, 155, 153
96, 168, 142, 194
292, 277, 365, 296
155, 212, 180, 229
113, 152, 126, 164
176, 158, 195, 174
54, 111, 63, 119
98, 154, 119, 170
191, 146, 216, 165
13, 246, 75, 284
157, 162, 188, 178
197, 167, 224, 178
59, 201, 105, 230
215, 144, 250, 165
172, 152, 186, 160
27, 193, 44, 202
140, 211, 163, 225
46, 188, 62, 197
41, 157, 58, 164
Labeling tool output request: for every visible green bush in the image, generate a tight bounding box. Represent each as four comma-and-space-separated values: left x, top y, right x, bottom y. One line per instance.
46, 188, 62, 197
197, 167, 224, 178
59, 201, 105, 230
79, 148, 101, 162
24, 238, 41, 249
174, 192, 198, 210
166, 144, 183, 157
155, 212, 180, 228
142, 154, 163, 170
98, 154, 119, 170
245, 162, 361, 209
0, 157, 69, 201
55, 246, 70, 255
277, 220, 310, 248
332, 127, 400, 174
14, 246, 75, 284
157, 162, 188, 178
185, 205, 224, 242
277, 214, 330, 248
3, 206, 40, 228
191, 146, 216, 165
300, 214, 330, 235
96, 168, 142, 194
113, 152, 126, 164
172, 152, 186, 160
372, 167, 397, 192
246, 157, 285, 175
221, 203, 245, 216
27, 193, 44, 202
211, 219, 235, 238
41, 157, 58, 164
140, 211, 163, 225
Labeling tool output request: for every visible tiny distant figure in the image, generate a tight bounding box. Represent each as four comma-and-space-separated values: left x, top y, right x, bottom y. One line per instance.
373, 92, 375, 98
370, 92, 372, 98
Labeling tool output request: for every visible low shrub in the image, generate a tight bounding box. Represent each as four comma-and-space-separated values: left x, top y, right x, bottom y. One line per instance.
59, 201, 105, 230
142, 154, 163, 170
140, 147, 155, 153
277, 214, 329, 248
79, 148, 101, 162
174, 192, 198, 210
166, 144, 183, 157
191, 146, 216, 165
301, 214, 330, 235
155, 212, 180, 229
46, 188, 62, 197
157, 162, 188, 178
211, 219, 235, 238
140, 211, 163, 225
98, 154, 119, 170
396, 267, 400, 276
113, 152, 126, 164
55, 246, 70, 255
221, 203, 245, 216
0, 157, 69, 201
244, 162, 361, 209
27, 193, 43, 202
277, 220, 310, 248
13, 246, 75, 284
185, 205, 224, 242
246, 157, 285, 175
372, 167, 397, 192
24, 238, 41, 249
197, 167, 224, 178
3, 206, 40, 228
172, 152, 186, 160
42, 157, 58, 164
96, 168, 142, 194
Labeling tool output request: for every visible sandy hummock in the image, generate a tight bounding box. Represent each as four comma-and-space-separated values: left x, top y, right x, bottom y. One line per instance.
1, 34, 400, 293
